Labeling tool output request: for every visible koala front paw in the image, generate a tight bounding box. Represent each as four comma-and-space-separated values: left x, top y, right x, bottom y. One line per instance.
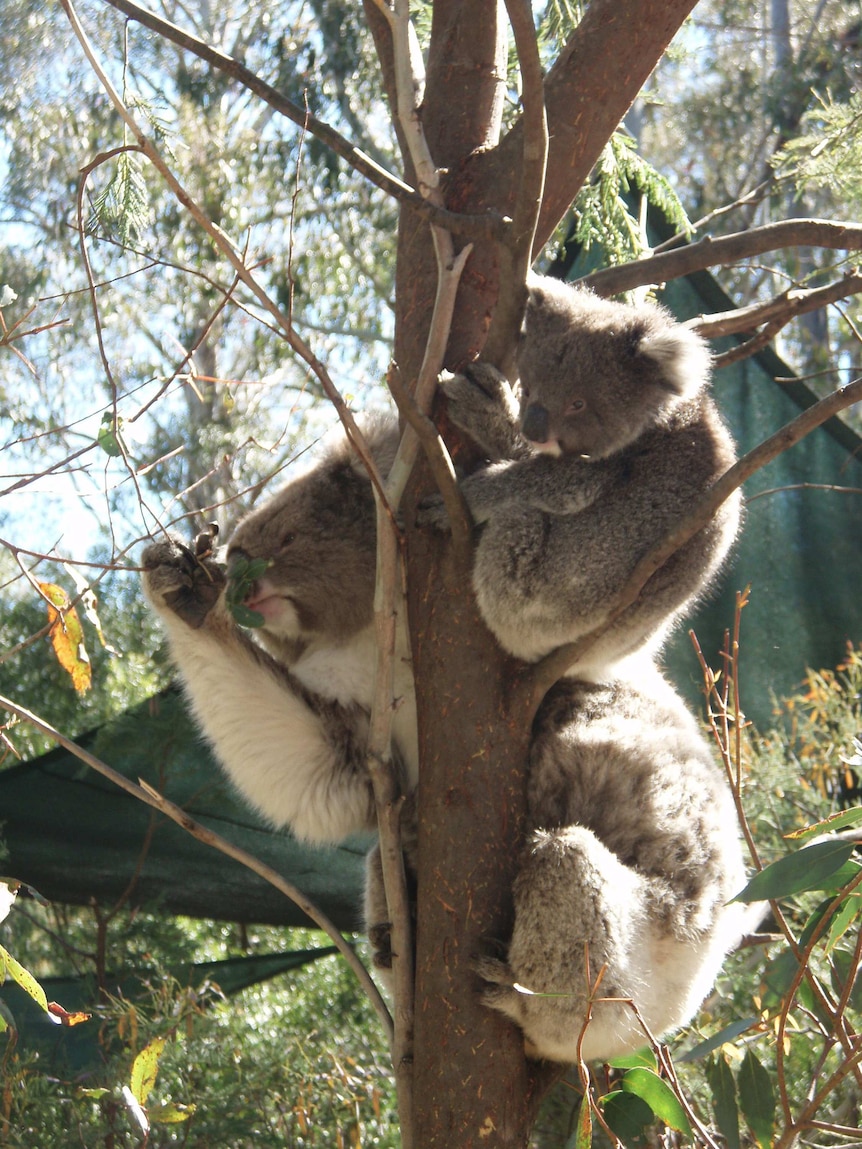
414, 493, 451, 531
142, 530, 226, 629
440, 363, 520, 459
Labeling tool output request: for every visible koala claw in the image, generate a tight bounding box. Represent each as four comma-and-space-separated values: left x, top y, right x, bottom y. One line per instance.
415, 494, 451, 531
142, 534, 226, 629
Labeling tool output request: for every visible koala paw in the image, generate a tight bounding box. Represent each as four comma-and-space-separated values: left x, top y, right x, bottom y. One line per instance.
142, 530, 226, 629
440, 363, 520, 459
414, 493, 451, 531
441, 361, 511, 417
472, 954, 521, 1009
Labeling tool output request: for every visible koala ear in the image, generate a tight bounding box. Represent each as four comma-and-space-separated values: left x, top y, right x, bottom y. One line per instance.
637, 324, 712, 399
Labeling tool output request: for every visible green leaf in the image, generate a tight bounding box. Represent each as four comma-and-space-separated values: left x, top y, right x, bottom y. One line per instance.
0, 946, 48, 1012
737, 1048, 775, 1149
601, 1089, 654, 1147
732, 841, 858, 903
229, 603, 266, 629
831, 948, 862, 1011
706, 1054, 740, 1149
788, 805, 862, 842
678, 1017, 760, 1062
130, 1036, 166, 1105
825, 893, 862, 953
608, 1048, 658, 1071
620, 1068, 692, 1136
226, 555, 271, 628
97, 411, 125, 458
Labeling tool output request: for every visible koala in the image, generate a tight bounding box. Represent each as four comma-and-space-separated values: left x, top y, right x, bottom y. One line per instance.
474, 669, 753, 1062
426, 275, 741, 674
141, 415, 417, 845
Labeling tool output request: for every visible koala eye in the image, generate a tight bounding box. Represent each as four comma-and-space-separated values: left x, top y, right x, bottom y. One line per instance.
567, 399, 586, 415
281, 531, 296, 548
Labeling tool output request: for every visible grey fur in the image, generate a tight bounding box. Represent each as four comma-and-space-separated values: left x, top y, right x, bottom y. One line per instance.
475, 670, 752, 1062
141, 415, 417, 845
430, 276, 742, 673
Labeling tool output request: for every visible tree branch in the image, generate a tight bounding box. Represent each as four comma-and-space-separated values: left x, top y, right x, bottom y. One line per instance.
580, 219, 862, 299
98, 0, 505, 240
690, 272, 862, 368
0, 692, 394, 1042
481, 0, 548, 374
479, 0, 701, 253
688, 272, 862, 341
522, 375, 862, 705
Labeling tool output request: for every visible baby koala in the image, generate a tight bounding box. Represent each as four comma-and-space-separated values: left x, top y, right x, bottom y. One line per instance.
425, 276, 741, 674
474, 669, 753, 1062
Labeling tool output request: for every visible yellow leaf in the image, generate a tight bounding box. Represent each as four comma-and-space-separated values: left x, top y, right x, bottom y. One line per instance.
130, 1036, 167, 1105
38, 582, 92, 693
0, 945, 48, 1012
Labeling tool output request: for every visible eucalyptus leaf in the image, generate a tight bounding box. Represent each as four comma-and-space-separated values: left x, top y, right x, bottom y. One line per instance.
738, 1049, 775, 1149
620, 1068, 692, 1136
732, 840, 858, 903
706, 1054, 740, 1149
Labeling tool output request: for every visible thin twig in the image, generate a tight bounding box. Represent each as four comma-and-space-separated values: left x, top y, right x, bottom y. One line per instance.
61, 0, 394, 523
687, 272, 862, 342
482, 0, 548, 374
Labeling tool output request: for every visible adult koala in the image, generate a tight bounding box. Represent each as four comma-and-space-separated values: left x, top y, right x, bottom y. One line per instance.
141, 416, 416, 845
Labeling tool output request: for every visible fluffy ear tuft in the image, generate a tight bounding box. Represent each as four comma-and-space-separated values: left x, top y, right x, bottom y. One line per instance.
638, 325, 712, 398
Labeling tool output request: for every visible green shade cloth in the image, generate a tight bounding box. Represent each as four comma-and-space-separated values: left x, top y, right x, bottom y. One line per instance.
1, 688, 371, 929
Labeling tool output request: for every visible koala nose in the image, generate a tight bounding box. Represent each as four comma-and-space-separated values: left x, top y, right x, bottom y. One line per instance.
522, 403, 550, 444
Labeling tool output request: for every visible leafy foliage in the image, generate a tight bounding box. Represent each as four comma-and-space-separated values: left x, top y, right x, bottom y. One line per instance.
774, 91, 862, 214
570, 133, 691, 268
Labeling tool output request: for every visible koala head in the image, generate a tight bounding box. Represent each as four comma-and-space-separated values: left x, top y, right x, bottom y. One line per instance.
516, 276, 712, 460
226, 417, 397, 646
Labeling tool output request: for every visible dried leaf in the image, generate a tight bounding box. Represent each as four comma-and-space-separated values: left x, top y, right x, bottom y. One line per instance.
38, 582, 92, 693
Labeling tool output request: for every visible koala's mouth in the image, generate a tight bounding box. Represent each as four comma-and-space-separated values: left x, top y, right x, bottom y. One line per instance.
245, 591, 292, 621
530, 439, 563, 458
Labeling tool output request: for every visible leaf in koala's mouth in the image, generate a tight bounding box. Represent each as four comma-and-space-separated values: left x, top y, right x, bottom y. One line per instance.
229, 602, 266, 629
225, 555, 272, 628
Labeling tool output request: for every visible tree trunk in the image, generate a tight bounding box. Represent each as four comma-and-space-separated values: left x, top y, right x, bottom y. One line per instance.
375, 1, 706, 1143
